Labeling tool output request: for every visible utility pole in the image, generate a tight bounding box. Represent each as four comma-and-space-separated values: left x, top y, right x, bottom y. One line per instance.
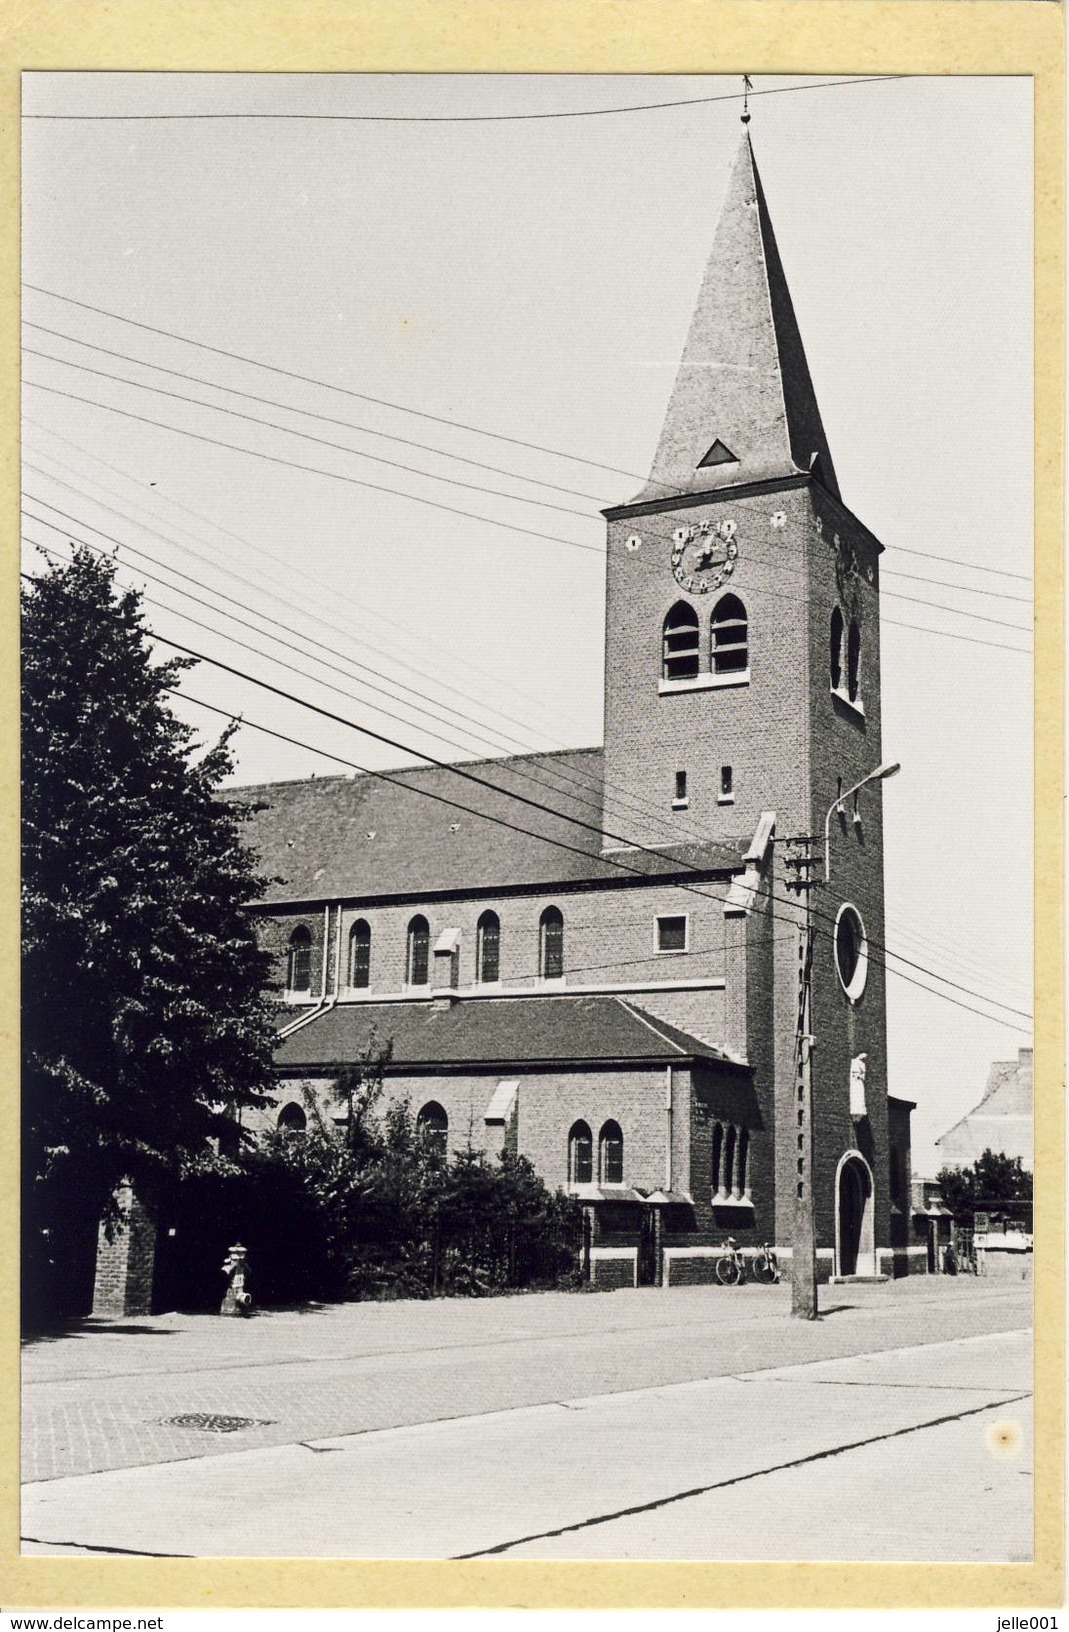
783, 833, 821, 1319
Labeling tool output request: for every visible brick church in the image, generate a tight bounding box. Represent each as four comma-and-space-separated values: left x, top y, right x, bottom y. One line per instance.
229, 133, 917, 1289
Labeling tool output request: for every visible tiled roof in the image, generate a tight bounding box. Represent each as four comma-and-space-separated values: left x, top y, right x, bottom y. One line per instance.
227, 747, 748, 905
274, 994, 740, 1071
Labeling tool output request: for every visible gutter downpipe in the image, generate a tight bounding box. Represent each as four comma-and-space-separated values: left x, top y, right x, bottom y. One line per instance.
664, 1065, 673, 1193
278, 903, 339, 1040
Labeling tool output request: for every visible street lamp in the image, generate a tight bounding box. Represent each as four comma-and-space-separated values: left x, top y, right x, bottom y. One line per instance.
824, 760, 900, 881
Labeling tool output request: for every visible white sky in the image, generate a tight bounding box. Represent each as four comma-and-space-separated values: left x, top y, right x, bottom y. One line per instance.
20, 73, 1034, 1173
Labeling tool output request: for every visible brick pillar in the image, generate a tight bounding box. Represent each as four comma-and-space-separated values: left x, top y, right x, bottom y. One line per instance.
92, 1182, 157, 1317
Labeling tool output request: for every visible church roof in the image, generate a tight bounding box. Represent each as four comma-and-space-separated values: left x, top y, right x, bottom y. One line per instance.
934, 1047, 1033, 1171
631, 133, 839, 505
229, 747, 749, 906
274, 993, 742, 1071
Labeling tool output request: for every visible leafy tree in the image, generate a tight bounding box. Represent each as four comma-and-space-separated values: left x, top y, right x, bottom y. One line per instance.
329, 1030, 393, 1153
22, 546, 277, 1312
936, 1150, 1033, 1222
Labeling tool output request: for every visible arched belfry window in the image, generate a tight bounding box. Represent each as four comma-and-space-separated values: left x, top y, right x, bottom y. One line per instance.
477, 910, 501, 984
286, 926, 312, 993
830, 606, 844, 691
711, 594, 748, 675
417, 1101, 448, 1157
662, 602, 700, 681
569, 1120, 593, 1185
847, 621, 862, 703
407, 915, 430, 986
540, 906, 564, 980
599, 1120, 624, 1185
349, 919, 371, 989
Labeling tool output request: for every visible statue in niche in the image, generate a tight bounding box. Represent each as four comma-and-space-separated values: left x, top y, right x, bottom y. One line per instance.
849, 1053, 868, 1120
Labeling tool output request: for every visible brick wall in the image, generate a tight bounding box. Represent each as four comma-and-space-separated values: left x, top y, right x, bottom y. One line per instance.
92, 1183, 158, 1317
262, 879, 734, 1008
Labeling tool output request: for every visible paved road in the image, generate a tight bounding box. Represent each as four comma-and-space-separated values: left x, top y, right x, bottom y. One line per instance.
22, 1279, 1032, 1561
23, 1277, 1030, 1483
23, 1326, 1031, 1562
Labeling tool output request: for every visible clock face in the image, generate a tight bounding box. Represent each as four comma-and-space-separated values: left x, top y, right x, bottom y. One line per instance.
670, 518, 739, 593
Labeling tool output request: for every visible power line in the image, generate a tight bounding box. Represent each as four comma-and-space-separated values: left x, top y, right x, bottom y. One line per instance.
25, 504, 714, 856
26, 486, 1033, 946
24, 378, 605, 555
22, 282, 1034, 585
22, 416, 589, 736
24, 344, 597, 521
22, 75, 903, 124
23, 504, 559, 773
137, 606, 1041, 1024
23, 467, 1033, 927
175, 688, 1030, 1022
24, 327, 1034, 604
23, 322, 609, 505
24, 463, 1033, 1007
22, 553, 1031, 1032
25, 379, 1033, 644
21, 469, 710, 846
23, 281, 670, 488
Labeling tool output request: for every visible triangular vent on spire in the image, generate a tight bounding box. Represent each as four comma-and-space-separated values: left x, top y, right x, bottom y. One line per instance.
697, 439, 739, 470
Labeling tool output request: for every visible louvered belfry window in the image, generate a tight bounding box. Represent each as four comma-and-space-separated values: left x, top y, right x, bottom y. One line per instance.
662, 602, 701, 681
711, 594, 748, 674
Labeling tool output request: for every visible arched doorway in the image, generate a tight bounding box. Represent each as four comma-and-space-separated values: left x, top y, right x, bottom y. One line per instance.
835, 1152, 875, 1277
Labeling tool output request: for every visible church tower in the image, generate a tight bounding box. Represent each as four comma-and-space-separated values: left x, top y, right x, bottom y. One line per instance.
602, 133, 898, 1270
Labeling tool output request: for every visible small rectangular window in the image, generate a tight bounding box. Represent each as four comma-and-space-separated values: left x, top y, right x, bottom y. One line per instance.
673, 769, 688, 808
656, 914, 688, 953
718, 765, 734, 804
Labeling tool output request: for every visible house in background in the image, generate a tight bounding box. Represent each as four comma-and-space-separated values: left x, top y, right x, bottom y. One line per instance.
920, 1046, 1034, 1279
934, 1047, 1033, 1173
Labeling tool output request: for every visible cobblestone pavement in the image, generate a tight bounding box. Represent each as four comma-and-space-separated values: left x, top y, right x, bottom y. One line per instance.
22, 1278, 1032, 1485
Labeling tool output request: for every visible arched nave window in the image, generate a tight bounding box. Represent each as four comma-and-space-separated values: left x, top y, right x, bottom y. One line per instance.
540, 906, 565, 980
599, 1120, 624, 1185
569, 1120, 593, 1185
417, 1101, 448, 1157
477, 911, 501, 984
349, 919, 371, 989
286, 926, 312, 993
407, 915, 430, 986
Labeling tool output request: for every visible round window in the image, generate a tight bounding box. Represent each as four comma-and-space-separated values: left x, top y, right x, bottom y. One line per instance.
834, 903, 868, 1002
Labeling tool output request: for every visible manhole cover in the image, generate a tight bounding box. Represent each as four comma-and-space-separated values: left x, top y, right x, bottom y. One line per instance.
161, 1413, 274, 1434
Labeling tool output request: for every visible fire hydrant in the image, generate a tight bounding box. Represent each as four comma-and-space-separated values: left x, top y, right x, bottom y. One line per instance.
220, 1243, 253, 1317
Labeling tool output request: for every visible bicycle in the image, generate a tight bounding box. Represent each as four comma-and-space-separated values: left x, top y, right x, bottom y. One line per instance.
752, 1243, 781, 1284
715, 1237, 746, 1286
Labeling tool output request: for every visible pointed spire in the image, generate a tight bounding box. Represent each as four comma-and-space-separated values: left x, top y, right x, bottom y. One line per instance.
636, 134, 839, 503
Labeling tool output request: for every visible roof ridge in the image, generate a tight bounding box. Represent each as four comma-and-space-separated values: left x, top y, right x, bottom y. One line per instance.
225, 744, 604, 797
613, 996, 688, 1055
